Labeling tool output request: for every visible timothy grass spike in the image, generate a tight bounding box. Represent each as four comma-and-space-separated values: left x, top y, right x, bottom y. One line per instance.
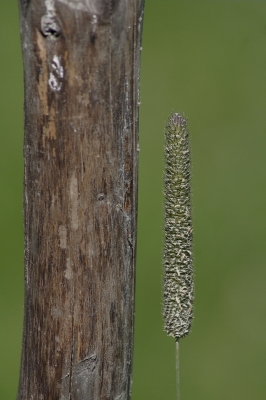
163, 112, 194, 340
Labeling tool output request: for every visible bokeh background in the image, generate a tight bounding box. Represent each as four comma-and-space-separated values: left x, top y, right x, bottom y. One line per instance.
1, 1, 266, 399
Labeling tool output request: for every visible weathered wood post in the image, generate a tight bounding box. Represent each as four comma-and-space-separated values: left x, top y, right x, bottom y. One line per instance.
17, 1, 144, 399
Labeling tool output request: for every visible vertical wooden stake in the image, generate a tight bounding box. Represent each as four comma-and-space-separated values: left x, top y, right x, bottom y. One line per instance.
18, 1, 144, 399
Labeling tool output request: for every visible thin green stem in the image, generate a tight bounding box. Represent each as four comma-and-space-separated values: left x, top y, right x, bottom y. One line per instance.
176, 340, 180, 400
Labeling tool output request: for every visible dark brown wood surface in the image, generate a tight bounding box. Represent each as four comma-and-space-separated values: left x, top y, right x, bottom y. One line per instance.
17, 1, 144, 399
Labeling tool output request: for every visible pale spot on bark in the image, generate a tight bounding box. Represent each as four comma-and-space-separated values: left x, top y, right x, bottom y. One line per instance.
48, 55, 64, 92
65, 257, 72, 280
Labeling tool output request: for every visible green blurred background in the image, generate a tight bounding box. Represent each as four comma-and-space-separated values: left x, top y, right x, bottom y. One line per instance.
1, 1, 266, 399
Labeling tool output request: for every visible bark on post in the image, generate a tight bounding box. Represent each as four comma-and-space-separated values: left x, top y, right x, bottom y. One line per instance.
18, 1, 144, 399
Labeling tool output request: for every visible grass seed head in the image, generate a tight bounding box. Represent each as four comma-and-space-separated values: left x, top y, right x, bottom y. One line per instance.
163, 112, 194, 340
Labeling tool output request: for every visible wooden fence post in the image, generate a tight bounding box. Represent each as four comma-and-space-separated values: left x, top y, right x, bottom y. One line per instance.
17, 1, 144, 399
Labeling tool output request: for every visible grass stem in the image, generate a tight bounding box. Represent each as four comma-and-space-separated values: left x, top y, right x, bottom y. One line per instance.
176, 340, 180, 400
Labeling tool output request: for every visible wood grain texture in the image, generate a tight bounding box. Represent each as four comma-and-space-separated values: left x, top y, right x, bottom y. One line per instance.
17, 1, 144, 399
